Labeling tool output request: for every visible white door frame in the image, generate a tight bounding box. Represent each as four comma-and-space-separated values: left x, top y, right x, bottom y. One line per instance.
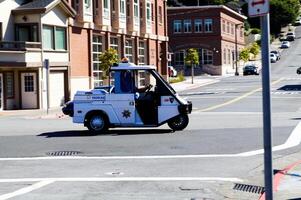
21, 72, 38, 109
0, 73, 3, 111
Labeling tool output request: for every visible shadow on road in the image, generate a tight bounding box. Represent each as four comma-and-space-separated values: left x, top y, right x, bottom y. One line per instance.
278, 85, 301, 91
38, 129, 173, 138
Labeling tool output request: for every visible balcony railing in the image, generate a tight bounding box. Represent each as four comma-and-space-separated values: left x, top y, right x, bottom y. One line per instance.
0, 41, 41, 51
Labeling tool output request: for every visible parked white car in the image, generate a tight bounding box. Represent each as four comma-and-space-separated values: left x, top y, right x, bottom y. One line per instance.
281, 41, 290, 48
270, 53, 277, 63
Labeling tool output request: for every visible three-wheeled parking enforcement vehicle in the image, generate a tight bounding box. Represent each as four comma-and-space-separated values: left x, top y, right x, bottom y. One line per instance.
62, 61, 192, 133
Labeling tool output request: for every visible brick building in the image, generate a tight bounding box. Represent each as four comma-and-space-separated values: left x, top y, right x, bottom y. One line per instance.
66, 0, 169, 97
168, 5, 247, 75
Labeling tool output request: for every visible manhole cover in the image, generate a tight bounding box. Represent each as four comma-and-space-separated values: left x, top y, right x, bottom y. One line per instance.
46, 151, 82, 156
233, 183, 264, 194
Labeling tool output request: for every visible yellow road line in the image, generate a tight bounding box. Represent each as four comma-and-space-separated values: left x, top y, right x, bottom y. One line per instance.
198, 78, 284, 112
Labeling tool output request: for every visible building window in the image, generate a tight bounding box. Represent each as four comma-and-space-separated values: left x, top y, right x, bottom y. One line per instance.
103, 0, 110, 19
92, 35, 104, 88
134, 0, 139, 17
5, 72, 14, 98
110, 37, 120, 58
194, 19, 202, 32
134, 0, 139, 26
222, 20, 226, 33
227, 22, 230, 34
43, 25, 66, 50
120, 0, 126, 14
24, 75, 34, 92
175, 50, 185, 66
231, 23, 234, 35
71, 0, 79, 12
240, 27, 243, 38
42, 26, 54, 50
146, 2, 151, 22
159, 6, 162, 24
203, 49, 213, 64
204, 19, 213, 33
173, 20, 182, 33
55, 27, 66, 50
104, 0, 109, 9
85, 0, 92, 14
125, 39, 134, 62
16, 24, 39, 42
110, 37, 119, 51
184, 20, 191, 33
228, 49, 231, 64
223, 48, 227, 64
138, 41, 146, 65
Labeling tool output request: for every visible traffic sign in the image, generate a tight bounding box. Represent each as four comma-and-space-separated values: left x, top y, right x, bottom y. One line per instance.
248, 0, 269, 17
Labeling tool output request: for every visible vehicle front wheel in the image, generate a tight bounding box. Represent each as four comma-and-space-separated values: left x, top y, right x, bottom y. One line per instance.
86, 113, 108, 134
168, 114, 189, 131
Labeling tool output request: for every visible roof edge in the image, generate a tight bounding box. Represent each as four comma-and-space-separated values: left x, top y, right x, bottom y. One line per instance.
167, 5, 247, 20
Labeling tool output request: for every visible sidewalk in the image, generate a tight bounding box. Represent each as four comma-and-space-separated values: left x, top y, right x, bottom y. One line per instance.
170, 76, 219, 92
259, 150, 301, 200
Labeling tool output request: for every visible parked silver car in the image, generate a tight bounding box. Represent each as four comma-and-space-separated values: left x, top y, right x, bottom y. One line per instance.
281, 41, 290, 48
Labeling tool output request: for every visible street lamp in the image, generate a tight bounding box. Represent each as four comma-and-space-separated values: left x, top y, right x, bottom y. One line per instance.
235, 23, 244, 76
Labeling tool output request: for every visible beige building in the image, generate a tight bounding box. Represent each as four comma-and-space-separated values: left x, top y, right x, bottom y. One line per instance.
0, 0, 75, 110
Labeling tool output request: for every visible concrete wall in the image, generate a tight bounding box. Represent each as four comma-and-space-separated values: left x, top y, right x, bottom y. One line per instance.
42, 6, 68, 26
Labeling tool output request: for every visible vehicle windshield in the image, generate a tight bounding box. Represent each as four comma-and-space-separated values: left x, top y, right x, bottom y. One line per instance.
108, 69, 176, 95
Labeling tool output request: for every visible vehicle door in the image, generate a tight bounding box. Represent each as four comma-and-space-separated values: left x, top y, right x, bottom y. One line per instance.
110, 70, 136, 125
150, 70, 180, 124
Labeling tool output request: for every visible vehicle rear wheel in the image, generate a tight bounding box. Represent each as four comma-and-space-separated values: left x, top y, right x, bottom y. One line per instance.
86, 113, 108, 134
168, 114, 189, 131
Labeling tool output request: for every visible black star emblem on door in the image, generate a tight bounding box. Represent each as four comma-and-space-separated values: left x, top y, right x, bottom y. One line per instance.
122, 110, 131, 118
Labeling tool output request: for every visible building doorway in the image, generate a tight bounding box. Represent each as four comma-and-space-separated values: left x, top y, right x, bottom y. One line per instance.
21, 72, 38, 109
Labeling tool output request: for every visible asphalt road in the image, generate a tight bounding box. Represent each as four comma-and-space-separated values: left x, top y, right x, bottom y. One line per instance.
0, 28, 301, 199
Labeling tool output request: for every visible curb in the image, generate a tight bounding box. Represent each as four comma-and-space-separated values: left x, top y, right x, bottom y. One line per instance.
172, 79, 219, 92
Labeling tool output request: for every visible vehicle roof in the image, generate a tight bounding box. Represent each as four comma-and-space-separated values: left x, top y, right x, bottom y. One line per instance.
111, 62, 156, 70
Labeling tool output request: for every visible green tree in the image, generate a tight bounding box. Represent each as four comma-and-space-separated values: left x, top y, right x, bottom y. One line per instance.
98, 48, 119, 78
185, 48, 199, 84
239, 48, 250, 62
249, 42, 260, 59
270, 0, 300, 33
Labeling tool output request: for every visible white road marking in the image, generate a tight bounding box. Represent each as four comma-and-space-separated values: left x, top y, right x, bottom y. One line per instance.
0, 122, 299, 161
0, 180, 54, 200
238, 121, 301, 157
0, 177, 243, 183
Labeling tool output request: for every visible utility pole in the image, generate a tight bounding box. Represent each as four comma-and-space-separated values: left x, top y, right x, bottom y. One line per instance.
44, 59, 50, 115
248, 0, 273, 199
261, 14, 273, 200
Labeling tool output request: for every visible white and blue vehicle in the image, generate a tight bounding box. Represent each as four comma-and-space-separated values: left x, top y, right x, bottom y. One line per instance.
62, 61, 192, 133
